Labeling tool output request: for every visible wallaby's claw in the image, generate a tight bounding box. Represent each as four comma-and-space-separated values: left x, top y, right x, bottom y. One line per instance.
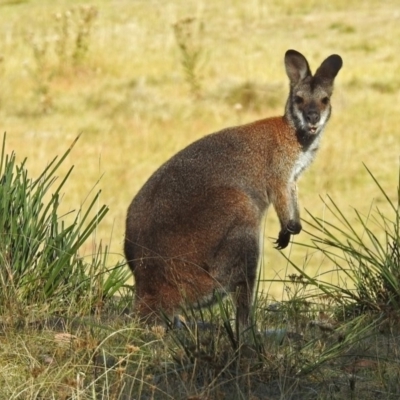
275, 230, 291, 250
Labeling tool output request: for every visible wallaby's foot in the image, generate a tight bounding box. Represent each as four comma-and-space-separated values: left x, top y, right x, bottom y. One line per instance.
275, 220, 302, 250
133, 297, 174, 328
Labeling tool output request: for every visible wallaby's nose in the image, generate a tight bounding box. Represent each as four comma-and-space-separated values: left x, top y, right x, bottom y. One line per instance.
306, 110, 320, 124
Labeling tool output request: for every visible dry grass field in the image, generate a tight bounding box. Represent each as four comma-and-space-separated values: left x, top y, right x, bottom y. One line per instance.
1, 0, 399, 296
1, 1, 400, 398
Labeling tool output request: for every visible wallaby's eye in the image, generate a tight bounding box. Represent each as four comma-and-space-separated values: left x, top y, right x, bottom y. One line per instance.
294, 95, 304, 104
321, 97, 330, 105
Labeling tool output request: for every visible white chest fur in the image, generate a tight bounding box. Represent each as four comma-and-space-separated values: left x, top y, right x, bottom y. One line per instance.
291, 137, 321, 182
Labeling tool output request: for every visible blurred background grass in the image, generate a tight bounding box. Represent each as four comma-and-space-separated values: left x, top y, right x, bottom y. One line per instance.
0, 0, 399, 298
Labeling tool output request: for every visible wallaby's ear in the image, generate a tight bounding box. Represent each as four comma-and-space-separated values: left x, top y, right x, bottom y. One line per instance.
315, 54, 343, 83
284, 49, 311, 85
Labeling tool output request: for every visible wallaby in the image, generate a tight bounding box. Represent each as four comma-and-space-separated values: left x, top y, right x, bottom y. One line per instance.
124, 49, 343, 326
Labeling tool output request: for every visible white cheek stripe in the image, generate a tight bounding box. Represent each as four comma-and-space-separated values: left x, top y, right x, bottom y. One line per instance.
294, 108, 306, 128
318, 111, 329, 129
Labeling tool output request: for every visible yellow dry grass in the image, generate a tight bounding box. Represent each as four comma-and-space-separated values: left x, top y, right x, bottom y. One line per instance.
0, 0, 399, 297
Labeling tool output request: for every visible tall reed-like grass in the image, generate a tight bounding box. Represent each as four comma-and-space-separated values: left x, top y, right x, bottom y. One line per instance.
287, 164, 400, 318
0, 134, 129, 315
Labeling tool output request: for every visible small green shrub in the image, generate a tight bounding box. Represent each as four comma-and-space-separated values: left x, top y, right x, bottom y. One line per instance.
58, 6, 98, 66
173, 17, 206, 99
24, 6, 98, 114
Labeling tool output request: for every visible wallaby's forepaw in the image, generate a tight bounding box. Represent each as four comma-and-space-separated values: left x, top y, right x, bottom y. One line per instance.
275, 221, 302, 250
287, 220, 302, 235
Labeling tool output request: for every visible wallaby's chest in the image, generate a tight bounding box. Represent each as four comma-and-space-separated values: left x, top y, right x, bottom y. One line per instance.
290, 143, 319, 182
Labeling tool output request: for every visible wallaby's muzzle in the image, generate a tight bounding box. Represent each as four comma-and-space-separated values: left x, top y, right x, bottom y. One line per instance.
305, 109, 320, 125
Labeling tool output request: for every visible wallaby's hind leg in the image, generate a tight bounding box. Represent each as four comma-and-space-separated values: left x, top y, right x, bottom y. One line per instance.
133, 230, 260, 328
127, 188, 262, 327
211, 223, 260, 327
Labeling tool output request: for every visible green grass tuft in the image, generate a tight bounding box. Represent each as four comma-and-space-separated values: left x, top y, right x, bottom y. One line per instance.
0, 133, 129, 317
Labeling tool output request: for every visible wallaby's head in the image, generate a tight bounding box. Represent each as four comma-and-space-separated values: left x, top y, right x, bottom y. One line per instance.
284, 49, 342, 139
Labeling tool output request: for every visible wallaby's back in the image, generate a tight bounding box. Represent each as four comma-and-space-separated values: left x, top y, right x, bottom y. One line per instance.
124, 50, 342, 325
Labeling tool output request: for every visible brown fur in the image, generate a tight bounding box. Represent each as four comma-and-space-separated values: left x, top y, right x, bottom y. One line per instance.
124, 50, 343, 326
